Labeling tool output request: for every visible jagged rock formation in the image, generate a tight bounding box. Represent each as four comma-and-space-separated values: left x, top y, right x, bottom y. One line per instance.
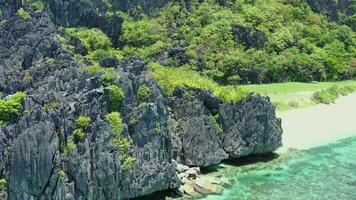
232, 25, 266, 49
0, 1, 282, 200
168, 89, 282, 167
43, 0, 169, 45
306, 0, 355, 29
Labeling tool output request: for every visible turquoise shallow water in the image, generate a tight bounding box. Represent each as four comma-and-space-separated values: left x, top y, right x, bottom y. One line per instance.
203, 136, 356, 200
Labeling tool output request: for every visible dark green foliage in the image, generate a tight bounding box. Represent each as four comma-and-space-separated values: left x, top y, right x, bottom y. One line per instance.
106, 85, 125, 111
0, 92, 26, 122
137, 85, 151, 104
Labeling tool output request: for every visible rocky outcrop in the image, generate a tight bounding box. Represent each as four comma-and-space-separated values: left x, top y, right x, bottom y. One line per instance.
43, 0, 169, 45
306, 0, 356, 28
0, 3, 282, 200
232, 25, 266, 49
168, 89, 282, 167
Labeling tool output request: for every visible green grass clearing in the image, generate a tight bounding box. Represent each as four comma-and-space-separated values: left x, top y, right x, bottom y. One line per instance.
241, 81, 356, 111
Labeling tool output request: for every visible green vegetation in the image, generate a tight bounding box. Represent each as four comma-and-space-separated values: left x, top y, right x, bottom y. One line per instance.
43, 101, 60, 111
137, 85, 152, 105
73, 128, 85, 141
30, 1, 44, 12
312, 85, 355, 104
76, 116, 91, 128
122, 156, 137, 171
63, 136, 76, 156
17, 8, 31, 20
112, 137, 136, 170
106, 85, 125, 111
210, 115, 223, 133
105, 112, 136, 170
242, 81, 356, 110
105, 112, 123, 135
120, 0, 355, 84
100, 68, 119, 85
155, 122, 161, 135
58, 170, 65, 178
65, 28, 123, 63
0, 92, 26, 123
0, 179, 6, 187
149, 63, 247, 103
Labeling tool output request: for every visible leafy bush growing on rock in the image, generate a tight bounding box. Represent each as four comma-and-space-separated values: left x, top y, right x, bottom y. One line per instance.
63, 136, 77, 156
76, 116, 91, 128
17, 8, 31, 20
137, 85, 152, 105
105, 112, 123, 135
148, 63, 247, 103
106, 85, 125, 111
73, 129, 85, 141
65, 28, 123, 63
0, 92, 27, 122
43, 101, 60, 111
210, 115, 223, 133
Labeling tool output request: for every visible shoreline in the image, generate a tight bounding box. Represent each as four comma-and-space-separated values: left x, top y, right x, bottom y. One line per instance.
277, 93, 356, 152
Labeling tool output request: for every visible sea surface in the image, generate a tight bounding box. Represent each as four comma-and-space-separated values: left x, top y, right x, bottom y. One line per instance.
202, 136, 356, 200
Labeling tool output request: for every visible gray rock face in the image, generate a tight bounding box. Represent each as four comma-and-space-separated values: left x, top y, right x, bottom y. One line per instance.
306, 0, 339, 20
0, 4, 283, 200
44, 0, 169, 45
168, 89, 282, 166
232, 25, 266, 49
306, 0, 355, 26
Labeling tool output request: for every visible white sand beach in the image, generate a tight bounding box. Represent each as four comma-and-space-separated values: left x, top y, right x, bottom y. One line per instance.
278, 93, 356, 151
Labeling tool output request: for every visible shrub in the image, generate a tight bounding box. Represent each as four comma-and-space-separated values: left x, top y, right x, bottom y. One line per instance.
73, 128, 85, 141
148, 63, 247, 103
0, 179, 6, 187
65, 28, 112, 51
122, 156, 136, 171
86, 65, 102, 76
312, 85, 355, 104
137, 85, 151, 105
58, 170, 65, 178
63, 136, 77, 156
17, 8, 31, 20
112, 137, 131, 152
100, 68, 118, 85
312, 90, 337, 104
0, 92, 27, 122
154, 122, 161, 135
210, 115, 223, 133
43, 101, 60, 111
76, 116, 91, 128
105, 112, 123, 135
106, 85, 125, 111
